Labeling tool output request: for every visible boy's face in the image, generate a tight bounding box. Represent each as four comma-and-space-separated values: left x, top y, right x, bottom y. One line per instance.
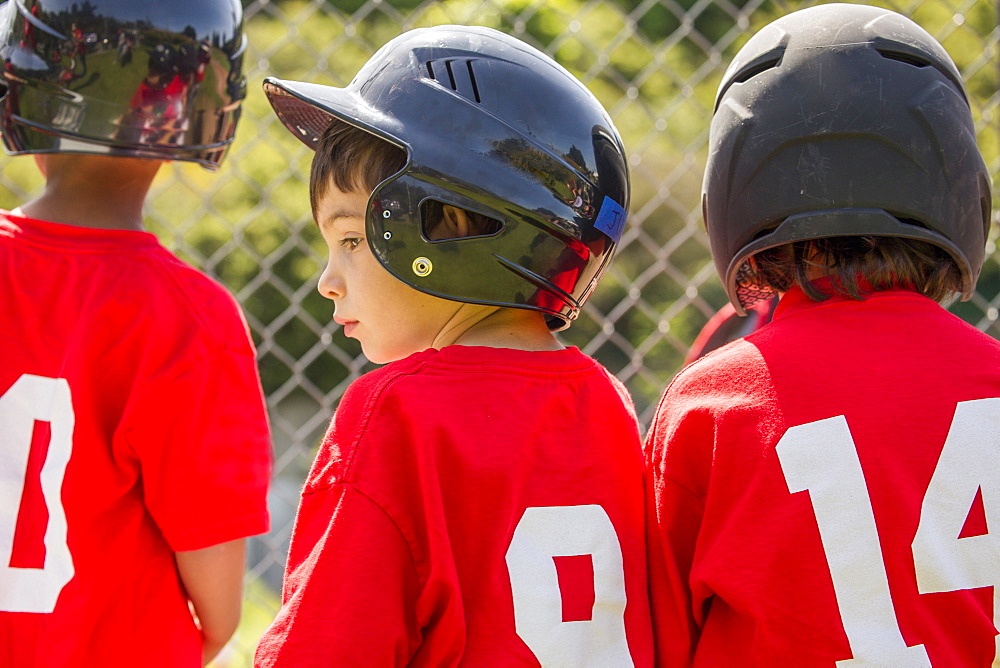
315, 182, 461, 364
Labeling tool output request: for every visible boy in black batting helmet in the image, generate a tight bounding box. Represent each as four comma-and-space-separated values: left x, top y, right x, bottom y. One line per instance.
256, 25, 655, 666
0, 1, 271, 665
644, 4, 998, 665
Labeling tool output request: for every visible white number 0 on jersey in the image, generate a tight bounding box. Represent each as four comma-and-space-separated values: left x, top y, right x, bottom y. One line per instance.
776, 398, 1000, 666
506, 504, 633, 667
0, 374, 75, 613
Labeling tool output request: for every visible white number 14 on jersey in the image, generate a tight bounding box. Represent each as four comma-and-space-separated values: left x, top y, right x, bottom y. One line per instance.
776, 398, 1000, 666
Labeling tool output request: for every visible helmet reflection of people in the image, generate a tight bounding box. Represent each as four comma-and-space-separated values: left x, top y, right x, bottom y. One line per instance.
0, 0, 247, 169
118, 44, 191, 146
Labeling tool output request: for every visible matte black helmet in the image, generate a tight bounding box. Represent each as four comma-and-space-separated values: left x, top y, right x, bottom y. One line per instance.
0, 0, 247, 169
704, 3, 991, 314
263, 25, 629, 330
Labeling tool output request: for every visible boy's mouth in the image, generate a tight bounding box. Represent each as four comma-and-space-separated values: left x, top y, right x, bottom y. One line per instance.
334, 316, 358, 337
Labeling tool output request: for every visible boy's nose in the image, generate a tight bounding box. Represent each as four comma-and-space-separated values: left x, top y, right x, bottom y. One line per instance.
317, 263, 344, 300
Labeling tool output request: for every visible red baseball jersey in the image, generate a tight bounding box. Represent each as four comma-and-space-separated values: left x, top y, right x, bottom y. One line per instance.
255, 345, 654, 666
645, 285, 1000, 666
0, 212, 272, 667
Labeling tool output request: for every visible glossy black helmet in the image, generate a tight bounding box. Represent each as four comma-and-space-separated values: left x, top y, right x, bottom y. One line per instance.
704, 3, 991, 314
263, 25, 629, 330
0, 0, 247, 169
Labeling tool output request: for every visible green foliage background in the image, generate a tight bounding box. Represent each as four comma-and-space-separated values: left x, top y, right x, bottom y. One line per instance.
225, 0, 1000, 422
0, 1, 996, 663
2, 0, 996, 426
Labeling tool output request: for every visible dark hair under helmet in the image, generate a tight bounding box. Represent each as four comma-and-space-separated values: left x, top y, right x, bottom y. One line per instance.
0, 0, 247, 169
263, 25, 629, 330
703, 3, 991, 314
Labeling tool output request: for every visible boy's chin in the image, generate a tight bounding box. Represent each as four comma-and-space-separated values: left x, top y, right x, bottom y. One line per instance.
362, 340, 442, 365
361, 344, 409, 365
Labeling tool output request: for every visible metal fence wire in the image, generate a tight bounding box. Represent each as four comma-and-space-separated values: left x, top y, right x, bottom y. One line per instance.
0, 0, 996, 664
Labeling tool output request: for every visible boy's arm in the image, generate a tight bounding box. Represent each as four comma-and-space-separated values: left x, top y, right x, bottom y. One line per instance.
175, 538, 247, 666
255, 483, 422, 666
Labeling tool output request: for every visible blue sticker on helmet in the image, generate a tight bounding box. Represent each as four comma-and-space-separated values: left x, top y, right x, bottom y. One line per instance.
594, 196, 626, 244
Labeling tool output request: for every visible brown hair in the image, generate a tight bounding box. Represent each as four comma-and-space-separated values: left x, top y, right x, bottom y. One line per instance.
309, 120, 406, 216
310, 119, 499, 239
749, 236, 964, 303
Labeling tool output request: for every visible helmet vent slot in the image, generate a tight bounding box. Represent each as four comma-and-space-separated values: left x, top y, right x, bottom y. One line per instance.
714, 47, 784, 110
877, 49, 931, 68
732, 56, 781, 84
425, 58, 482, 104
465, 60, 482, 103
444, 59, 459, 91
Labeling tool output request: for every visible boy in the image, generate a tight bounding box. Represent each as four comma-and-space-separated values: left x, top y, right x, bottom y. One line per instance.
645, 4, 998, 665
256, 25, 653, 666
0, 1, 271, 666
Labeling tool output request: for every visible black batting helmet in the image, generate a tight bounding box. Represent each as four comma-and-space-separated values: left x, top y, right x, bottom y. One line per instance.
703, 3, 991, 313
0, 0, 247, 169
263, 25, 629, 330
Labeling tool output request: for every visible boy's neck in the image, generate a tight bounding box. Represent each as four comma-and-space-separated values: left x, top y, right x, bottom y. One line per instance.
434, 305, 564, 353
18, 154, 164, 231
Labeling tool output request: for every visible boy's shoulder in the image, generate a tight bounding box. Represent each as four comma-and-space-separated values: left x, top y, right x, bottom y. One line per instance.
143, 246, 244, 313
337, 350, 438, 417
668, 336, 771, 404
315, 345, 638, 490
335, 345, 627, 433
129, 247, 255, 358
87, 227, 253, 344
4, 211, 251, 347
343, 346, 607, 400
659, 289, 1000, 423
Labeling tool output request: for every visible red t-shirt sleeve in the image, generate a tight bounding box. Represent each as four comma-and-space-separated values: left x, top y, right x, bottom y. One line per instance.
255, 482, 422, 667
124, 346, 272, 551
257, 359, 466, 666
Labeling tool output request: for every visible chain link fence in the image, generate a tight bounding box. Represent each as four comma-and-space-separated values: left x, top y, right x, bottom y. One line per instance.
1, 0, 996, 664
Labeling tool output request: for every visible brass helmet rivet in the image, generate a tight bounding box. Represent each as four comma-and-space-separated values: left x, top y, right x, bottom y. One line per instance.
412, 257, 433, 277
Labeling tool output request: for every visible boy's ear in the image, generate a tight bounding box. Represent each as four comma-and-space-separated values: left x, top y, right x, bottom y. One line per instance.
432, 205, 473, 241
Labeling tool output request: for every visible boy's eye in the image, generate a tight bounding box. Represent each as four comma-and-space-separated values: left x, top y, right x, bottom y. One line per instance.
340, 237, 363, 250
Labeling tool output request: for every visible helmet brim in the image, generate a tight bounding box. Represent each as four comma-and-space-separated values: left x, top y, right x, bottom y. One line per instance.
262, 77, 405, 152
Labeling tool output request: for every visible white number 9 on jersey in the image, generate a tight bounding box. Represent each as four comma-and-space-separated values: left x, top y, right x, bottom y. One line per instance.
506, 504, 633, 667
